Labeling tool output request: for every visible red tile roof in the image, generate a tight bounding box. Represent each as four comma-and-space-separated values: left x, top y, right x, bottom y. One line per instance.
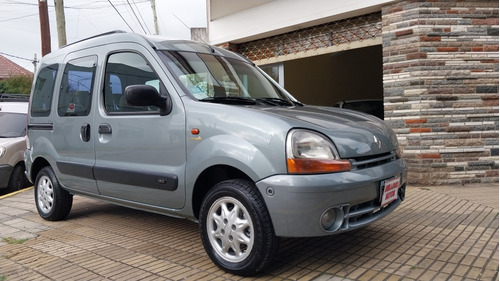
0, 55, 33, 79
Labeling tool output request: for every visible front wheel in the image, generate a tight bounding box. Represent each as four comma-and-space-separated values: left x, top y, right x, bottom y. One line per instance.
34, 166, 73, 221
7, 164, 29, 192
199, 179, 279, 276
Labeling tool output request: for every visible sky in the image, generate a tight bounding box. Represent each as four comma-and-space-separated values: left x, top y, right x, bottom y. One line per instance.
0, 0, 207, 72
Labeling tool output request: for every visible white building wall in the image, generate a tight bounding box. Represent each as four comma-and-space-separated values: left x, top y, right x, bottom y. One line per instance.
208, 0, 396, 45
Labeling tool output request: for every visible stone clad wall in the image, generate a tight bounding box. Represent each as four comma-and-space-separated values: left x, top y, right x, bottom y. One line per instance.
382, 0, 499, 185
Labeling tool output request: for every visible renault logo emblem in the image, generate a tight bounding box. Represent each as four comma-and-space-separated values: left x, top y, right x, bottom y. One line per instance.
373, 135, 382, 149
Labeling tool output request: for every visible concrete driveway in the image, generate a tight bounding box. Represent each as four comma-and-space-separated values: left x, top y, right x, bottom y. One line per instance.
0, 184, 498, 280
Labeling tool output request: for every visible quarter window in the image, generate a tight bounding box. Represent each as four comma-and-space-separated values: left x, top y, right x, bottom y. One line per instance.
31, 64, 58, 117
58, 56, 97, 117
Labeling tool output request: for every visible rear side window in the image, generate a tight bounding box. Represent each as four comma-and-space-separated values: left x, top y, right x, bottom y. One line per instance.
104, 52, 160, 114
31, 64, 58, 117
58, 56, 97, 117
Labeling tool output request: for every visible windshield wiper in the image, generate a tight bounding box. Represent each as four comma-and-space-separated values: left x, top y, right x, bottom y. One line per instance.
200, 96, 257, 105
256, 98, 294, 106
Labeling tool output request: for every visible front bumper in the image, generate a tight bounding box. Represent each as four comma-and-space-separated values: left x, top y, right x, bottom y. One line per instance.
0, 164, 14, 189
255, 158, 407, 237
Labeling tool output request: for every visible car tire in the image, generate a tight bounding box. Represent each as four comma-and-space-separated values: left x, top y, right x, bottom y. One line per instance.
34, 166, 73, 221
7, 164, 28, 192
199, 179, 279, 276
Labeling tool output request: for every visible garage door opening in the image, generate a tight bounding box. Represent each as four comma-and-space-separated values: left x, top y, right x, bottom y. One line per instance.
264, 45, 384, 119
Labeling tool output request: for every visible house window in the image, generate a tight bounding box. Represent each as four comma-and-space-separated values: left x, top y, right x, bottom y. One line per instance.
260, 63, 284, 87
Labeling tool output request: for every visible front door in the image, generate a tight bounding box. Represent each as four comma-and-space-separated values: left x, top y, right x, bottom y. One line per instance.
93, 48, 186, 209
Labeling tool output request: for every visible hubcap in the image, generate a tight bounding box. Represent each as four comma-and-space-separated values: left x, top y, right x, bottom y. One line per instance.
37, 175, 54, 214
207, 196, 254, 263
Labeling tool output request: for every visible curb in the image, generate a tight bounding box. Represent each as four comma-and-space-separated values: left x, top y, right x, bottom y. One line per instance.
0, 186, 33, 200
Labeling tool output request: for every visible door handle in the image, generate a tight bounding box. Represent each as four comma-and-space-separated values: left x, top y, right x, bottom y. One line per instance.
98, 123, 112, 134
81, 123, 91, 142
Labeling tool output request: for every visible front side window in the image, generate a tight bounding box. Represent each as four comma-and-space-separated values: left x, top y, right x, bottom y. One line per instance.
104, 52, 160, 114
160, 51, 296, 106
31, 64, 58, 117
58, 56, 96, 117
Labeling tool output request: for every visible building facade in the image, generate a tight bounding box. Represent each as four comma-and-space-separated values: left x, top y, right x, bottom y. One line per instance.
207, 0, 499, 185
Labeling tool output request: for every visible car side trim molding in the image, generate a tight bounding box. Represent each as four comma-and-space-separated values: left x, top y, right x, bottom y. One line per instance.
94, 166, 178, 191
57, 161, 94, 180
56, 161, 179, 191
28, 123, 54, 130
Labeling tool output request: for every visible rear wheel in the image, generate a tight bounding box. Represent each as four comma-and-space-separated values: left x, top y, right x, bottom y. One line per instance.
35, 166, 73, 221
200, 179, 279, 276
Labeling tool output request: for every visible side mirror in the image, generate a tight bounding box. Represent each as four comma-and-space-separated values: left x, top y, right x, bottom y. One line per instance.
124, 85, 172, 116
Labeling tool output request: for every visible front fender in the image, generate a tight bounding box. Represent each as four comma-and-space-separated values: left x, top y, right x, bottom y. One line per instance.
185, 134, 282, 185
183, 134, 284, 219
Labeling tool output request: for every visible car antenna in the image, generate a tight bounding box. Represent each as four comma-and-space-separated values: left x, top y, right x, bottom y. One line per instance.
172, 13, 215, 53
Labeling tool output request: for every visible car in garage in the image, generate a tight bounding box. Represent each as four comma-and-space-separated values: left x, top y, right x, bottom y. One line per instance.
334, 99, 384, 119
0, 94, 30, 192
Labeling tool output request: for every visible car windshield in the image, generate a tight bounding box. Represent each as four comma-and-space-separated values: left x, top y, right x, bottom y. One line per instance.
0, 112, 27, 137
159, 51, 297, 106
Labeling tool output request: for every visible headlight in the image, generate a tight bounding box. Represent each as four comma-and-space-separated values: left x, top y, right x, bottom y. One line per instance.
395, 144, 402, 159
389, 128, 402, 158
286, 129, 351, 174
0, 147, 5, 158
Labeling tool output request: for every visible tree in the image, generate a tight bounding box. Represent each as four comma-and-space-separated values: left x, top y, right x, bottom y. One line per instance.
0, 75, 33, 95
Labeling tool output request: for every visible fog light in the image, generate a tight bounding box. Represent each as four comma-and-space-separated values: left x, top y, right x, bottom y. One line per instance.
320, 207, 344, 232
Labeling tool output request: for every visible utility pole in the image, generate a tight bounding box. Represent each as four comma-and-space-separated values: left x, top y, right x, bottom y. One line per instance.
38, 0, 51, 56
151, 0, 159, 35
54, 0, 67, 47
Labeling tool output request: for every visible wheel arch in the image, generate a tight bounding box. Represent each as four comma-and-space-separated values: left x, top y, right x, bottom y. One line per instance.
12, 160, 26, 171
29, 157, 51, 183
191, 164, 252, 220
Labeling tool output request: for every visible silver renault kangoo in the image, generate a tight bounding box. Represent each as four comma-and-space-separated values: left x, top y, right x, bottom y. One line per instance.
25, 31, 407, 276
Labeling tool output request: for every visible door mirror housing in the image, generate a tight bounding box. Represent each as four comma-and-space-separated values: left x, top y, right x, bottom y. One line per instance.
124, 84, 172, 116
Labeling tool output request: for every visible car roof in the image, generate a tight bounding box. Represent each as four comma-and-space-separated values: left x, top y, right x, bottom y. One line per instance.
42, 30, 249, 64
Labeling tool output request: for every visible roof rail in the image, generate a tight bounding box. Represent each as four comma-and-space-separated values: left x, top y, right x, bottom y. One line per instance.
61, 30, 127, 49
0, 93, 30, 102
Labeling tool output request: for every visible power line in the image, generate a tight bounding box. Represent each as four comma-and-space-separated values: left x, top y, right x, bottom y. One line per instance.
107, 0, 135, 32
3, 0, 38, 6
67, 0, 150, 9
0, 51, 38, 63
125, 0, 147, 34
1, 0, 152, 34
0, 13, 38, 22
131, 0, 151, 34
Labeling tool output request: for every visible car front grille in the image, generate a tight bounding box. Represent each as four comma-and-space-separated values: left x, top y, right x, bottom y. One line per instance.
350, 151, 398, 170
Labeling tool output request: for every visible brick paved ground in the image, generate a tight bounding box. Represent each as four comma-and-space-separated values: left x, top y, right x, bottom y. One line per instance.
0, 184, 498, 281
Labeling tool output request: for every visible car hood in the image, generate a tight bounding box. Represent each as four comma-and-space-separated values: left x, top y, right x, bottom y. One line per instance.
258, 105, 398, 158
0, 137, 24, 147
